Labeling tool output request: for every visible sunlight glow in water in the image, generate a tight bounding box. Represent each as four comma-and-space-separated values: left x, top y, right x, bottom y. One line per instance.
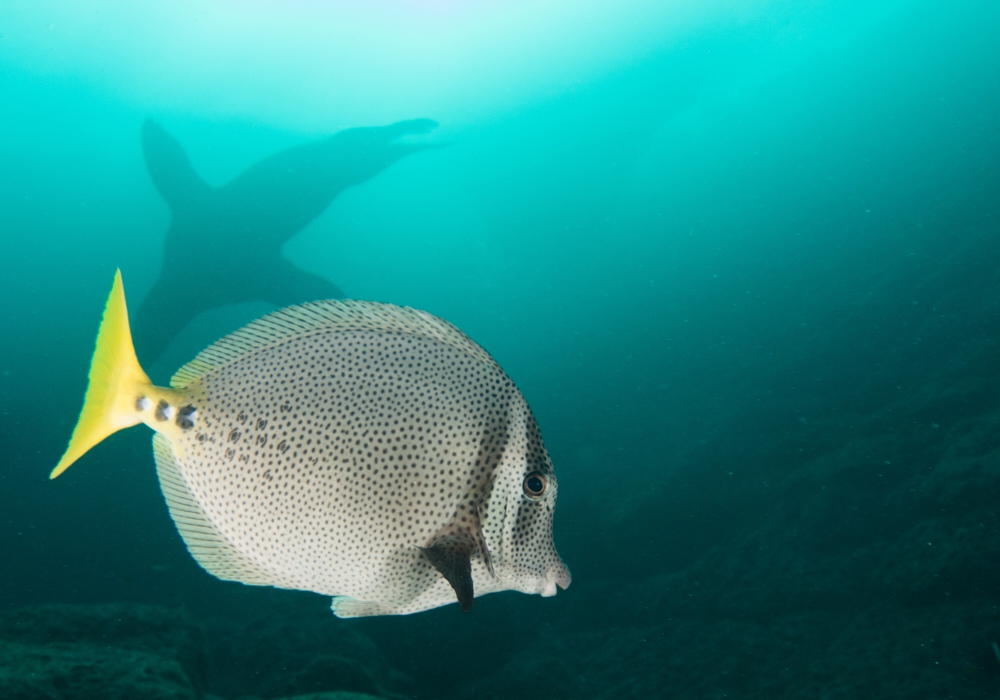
3, 0, 794, 129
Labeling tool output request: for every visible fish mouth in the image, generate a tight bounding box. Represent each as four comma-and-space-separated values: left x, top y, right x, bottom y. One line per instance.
539, 562, 572, 597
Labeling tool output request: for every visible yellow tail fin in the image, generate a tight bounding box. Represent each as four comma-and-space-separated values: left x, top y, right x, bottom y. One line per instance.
51, 269, 151, 479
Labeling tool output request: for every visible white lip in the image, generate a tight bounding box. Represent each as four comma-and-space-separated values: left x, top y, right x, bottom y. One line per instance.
539, 563, 571, 597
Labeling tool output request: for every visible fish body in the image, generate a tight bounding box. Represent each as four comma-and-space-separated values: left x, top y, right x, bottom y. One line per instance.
53, 271, 570, 617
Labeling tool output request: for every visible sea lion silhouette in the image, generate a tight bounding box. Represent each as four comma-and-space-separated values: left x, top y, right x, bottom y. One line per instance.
133, 118, 438, 362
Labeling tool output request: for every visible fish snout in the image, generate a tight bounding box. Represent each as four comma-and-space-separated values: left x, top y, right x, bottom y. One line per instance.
539, 561, 572, 597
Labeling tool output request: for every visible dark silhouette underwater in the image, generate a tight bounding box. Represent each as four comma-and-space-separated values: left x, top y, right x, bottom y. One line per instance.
133, 117, 438, 362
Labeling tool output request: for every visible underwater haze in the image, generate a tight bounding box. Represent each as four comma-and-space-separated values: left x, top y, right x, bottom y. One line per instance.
3, 0, 1000, 697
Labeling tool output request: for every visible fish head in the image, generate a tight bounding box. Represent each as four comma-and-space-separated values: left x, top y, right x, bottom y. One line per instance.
481, 412, 571, 598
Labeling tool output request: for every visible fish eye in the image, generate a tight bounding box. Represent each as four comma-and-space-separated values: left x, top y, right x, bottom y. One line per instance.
523, 472, 547, 499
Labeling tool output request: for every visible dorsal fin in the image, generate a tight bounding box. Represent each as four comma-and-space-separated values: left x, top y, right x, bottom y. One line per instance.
170, 299, 497, 388
142, 120, 211, 213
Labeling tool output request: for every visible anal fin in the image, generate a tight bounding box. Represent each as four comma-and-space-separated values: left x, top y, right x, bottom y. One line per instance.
421, 533, 476, 613
153, 433, 278, 587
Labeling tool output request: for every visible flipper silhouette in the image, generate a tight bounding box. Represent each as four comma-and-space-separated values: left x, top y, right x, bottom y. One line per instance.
134, 118, 438, 361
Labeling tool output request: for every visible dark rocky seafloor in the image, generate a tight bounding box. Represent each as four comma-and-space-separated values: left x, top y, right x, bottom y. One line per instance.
0, 603, 406, 700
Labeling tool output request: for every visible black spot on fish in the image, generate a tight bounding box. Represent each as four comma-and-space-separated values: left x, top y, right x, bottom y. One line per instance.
176, 405, 197, 431
155, 400, 170, 421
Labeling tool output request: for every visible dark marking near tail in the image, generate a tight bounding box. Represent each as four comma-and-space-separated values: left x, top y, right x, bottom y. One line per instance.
155, 400, 171, 421
176, 405, 197, 431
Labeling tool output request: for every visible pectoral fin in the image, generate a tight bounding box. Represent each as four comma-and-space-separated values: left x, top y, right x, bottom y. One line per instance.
421, 533, 475, 613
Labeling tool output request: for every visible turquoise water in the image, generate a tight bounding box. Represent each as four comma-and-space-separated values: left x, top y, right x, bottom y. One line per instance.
2, 1, 1000, 697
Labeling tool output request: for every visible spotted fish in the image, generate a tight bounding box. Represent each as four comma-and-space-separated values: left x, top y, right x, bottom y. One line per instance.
51, 271, 571, 616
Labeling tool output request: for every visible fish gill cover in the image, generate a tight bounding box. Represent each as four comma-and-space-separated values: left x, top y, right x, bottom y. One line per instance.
2, 0, 1000, 698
